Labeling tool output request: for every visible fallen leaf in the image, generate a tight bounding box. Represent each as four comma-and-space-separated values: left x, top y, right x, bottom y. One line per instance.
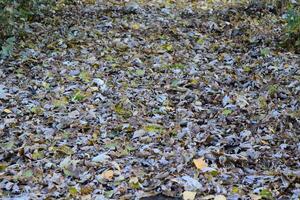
3, 109, 11, 113
193, 157, 208, 170
101, 170, 114, 180
129, 177, 141, 189
183, 191, 197, 200
132, 23, 140, 30
214, 195, 226, 200
56, 145, 74, 155
92, 153, 110, 163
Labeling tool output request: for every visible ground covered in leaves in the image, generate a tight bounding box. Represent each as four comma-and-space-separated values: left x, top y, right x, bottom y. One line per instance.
0, 1, 300, 199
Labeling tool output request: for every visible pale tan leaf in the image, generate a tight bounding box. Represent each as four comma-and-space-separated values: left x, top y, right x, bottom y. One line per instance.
101, 170, 114, 180
183, 191, 197, 200
193, 157, 208, 170
214, 195, 226, 200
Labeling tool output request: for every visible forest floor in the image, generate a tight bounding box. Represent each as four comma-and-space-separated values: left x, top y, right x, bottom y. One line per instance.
0, 1, 299, 199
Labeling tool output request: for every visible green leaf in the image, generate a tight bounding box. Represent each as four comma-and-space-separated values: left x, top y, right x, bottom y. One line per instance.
0, 163, 7, 172
197, 37, 205, 45
114, 103, 132, 118
222, 109, 233, 116
32, 149, 44, 160
69, 186, 78, 196
135, 69, 145, 76
260, 48, 270, 57
162, 43, 173, 52
260, 189, 273, 199
171, 79, 180, 87
243, 66, 252, 73
2, 141, 15, 150
30, 106, 44, 115
144, 124, 163, 133
210, 170, 219, 177
104, 190, 114, 198
53, 96, 69, 108
232, 186, 239, 193
129, 177, 141, 189
79, 71, 91, 82
268, 84, 278, 97
72, 90, 86, 102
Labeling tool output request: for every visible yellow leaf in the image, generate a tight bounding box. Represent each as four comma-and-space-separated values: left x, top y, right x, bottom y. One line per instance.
132, 23, 140, 30
69, 186, 78, 196
193, 157, 208, 170
183, 191, 197, 200
102, 170, 114, 180
3, 109, 12, 113
162, 44, 173, 52
214, 195, 226, 200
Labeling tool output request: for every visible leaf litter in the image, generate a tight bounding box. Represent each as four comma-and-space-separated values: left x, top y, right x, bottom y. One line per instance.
0, 0, 299, 199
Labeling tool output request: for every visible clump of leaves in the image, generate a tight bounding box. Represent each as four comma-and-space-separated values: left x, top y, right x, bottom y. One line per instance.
0, 0, 76, 58
114, 102, 133, 119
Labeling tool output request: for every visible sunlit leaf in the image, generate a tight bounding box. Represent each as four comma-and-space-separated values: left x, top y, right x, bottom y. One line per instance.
193, 157, 208, 170
183, 191, 197, 200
